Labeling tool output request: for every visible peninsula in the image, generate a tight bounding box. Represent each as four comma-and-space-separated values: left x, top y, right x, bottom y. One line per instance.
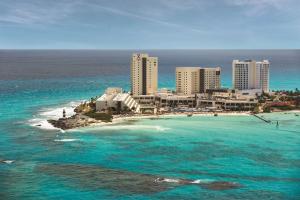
47, 54, 300, 130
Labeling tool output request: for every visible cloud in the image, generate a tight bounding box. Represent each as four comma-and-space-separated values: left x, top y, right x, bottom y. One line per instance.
87, 3, 206, 33
0, 0, 206, 33
160, 0, 207, 10
0, 0, 80, 25
225, 0, 291, 15
226, 0, 286, 7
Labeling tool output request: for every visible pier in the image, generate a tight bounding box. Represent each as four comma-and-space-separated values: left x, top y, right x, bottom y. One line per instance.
252, 114, 271, 123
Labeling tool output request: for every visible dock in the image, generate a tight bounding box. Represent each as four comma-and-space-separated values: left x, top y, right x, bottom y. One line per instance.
252, 114, 271, 123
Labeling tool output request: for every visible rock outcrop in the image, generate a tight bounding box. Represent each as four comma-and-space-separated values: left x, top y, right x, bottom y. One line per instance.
48, 114, 99, 130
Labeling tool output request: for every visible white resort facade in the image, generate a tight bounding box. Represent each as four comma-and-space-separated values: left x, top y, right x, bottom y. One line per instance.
232, 60, 270, 92
95, 53, 270, 114
96, 87, 140, 113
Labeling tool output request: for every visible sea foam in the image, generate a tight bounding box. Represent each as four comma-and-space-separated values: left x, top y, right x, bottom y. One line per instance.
54, 139, 80, 142
29, 100, 83, 130
2, 160, 14, 164
77, 125, 170, 132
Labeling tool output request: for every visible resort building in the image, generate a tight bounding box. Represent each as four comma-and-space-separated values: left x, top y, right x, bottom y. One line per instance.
197, 89, 258, 111
131, 53, 158, 96
232, 60, 270, 92
96, 88, 140, 113
176, 67, 200, 95
176, 67, 221, 95
256, 60, 270, 92
199, 67, 221, 93
133, 89, 196, 112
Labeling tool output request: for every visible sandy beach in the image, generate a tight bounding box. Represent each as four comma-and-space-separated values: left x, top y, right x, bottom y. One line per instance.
110, 111, 251, 124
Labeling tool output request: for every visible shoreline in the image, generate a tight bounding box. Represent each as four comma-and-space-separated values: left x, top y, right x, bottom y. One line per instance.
63, 111, 252, 131
65, 110, 300, 131
32, 102, 300, 131
112, 111, 251, 123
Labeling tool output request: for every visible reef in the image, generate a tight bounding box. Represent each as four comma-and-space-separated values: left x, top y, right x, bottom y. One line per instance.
37, 163, 242, 194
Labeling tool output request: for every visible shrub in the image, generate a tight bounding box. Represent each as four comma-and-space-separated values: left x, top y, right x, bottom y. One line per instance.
84, 112, 113, 122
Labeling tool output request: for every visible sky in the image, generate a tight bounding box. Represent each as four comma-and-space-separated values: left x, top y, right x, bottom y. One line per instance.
0, 0, 299, 49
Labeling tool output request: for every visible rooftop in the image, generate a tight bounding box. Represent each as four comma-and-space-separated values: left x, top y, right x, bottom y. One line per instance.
113, 93, 129, 102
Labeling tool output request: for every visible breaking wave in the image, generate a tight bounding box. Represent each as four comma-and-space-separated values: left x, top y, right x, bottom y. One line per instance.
54, 139, 80, 142
154, 178, 214, 184
28, 100, 83, 130
77, 125, 171, 132
1, 160, 15, 164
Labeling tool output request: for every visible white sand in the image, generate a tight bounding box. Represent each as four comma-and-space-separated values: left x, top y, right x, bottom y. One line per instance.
111, 111, 251, 124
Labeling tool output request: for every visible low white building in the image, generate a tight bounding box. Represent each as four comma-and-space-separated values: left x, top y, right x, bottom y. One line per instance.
197, 88, 258, 111
96, 88, 140, 113
133, 89, 196, 112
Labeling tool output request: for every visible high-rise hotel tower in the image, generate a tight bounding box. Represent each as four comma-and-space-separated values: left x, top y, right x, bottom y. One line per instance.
176, 67, 221, 95
232, 60, 269, 92
131, 53, 158, 96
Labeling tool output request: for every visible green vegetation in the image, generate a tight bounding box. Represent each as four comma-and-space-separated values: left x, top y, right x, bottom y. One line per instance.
253, 105, 260, 114
84, 112, 113, 122
263, 106, 271, 113
74, 100, 96, 114
272, 105, 294, 111
273, 88, 300, 96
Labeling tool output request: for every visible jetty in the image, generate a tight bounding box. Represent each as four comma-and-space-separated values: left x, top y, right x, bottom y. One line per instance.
252, 114, 271, 123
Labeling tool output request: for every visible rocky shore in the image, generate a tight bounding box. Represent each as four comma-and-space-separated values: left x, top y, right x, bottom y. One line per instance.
46, 99, 115, 130
47, 114, 100, 130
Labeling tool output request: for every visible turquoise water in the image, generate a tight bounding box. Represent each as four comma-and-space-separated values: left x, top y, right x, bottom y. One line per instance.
1, 75, 300, 199
1, 50, 300, 199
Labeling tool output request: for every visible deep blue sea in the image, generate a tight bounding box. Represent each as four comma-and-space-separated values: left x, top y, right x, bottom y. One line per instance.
0, 50, 300, 199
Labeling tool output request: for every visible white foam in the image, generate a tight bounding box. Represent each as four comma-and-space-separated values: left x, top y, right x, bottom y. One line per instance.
155, 177, 214, 184
86, 125, 170, 132
191, 180, 201, 184
28, 118, 60, 130
191, 179, 213, 184
39, 101, 80, 119
2, 160, 14, 164
29, 100, 83, 130
163, 178, 180, 183
155, 178, 179, 183
54, 139, 80, 142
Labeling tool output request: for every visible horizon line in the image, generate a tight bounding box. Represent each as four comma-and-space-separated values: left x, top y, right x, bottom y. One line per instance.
0, 48, 299, 51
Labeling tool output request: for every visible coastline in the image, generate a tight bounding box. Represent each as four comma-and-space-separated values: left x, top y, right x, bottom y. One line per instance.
112, 111, 251, 123
42, 110, 252, 131
30, 100, 300, 131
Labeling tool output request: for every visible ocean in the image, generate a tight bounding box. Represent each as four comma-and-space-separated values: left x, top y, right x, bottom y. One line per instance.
0, 50, 300, 199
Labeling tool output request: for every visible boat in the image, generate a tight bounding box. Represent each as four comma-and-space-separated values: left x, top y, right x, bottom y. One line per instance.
187, 113, 193, 117
214, 113, 218, 117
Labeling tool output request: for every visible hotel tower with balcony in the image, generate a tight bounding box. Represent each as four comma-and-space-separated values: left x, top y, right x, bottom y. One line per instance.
232, 60, 270, 92
176, 67, 221, 95
131, 53, 158, 96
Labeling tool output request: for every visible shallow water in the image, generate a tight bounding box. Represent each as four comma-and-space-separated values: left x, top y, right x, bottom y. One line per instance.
1, 109, 300, 199
1, 50, 300, 199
